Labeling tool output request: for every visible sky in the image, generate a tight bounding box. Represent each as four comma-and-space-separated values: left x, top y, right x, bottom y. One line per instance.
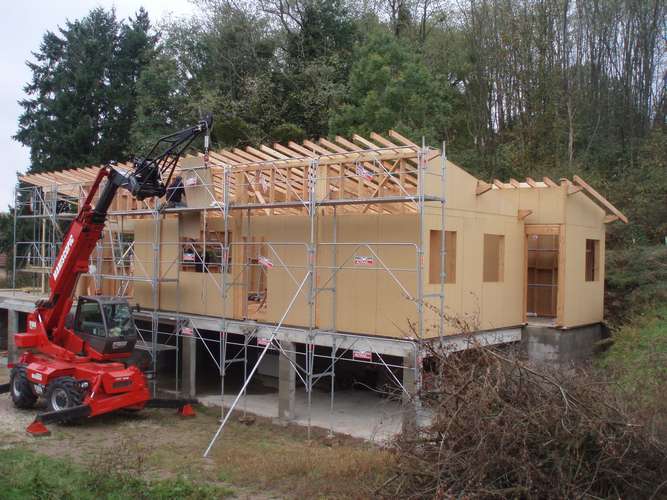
0, 0, 195, 211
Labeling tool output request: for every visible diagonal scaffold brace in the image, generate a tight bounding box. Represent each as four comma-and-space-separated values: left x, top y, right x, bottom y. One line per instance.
203, 271, 311, 457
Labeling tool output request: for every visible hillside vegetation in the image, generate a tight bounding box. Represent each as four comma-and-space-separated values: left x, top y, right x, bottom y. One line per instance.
7, 0, 666, 249
602, 245, 667, 437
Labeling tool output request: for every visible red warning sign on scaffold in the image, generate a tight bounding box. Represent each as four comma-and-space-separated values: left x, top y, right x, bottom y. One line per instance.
257, 337, 272, 347
258, 256, 274, 269
354, 256, 374, 266
352, 350, 372, 361
182, 327, 194, 336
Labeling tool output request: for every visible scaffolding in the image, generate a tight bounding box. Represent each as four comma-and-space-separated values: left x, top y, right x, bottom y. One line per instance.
11, 131, 448, 453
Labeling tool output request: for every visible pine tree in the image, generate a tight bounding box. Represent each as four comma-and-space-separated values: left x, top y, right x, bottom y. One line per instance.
14, 8, 155, 173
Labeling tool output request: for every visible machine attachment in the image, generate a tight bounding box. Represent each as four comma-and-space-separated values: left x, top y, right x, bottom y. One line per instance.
24, 399, 197, 437
146, 398, 198, 417
25, 404, 90, 436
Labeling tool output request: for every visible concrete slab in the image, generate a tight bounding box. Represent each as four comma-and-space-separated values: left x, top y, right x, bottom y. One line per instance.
199, 387, 407, 443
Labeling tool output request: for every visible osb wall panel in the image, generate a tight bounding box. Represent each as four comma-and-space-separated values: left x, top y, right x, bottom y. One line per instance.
561, 194, 606, 327
517, 187, 566, 224
122, 159, 609, 336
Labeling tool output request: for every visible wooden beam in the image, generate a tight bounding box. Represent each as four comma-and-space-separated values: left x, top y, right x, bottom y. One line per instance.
369, 132, 399, 149
243, 172, 271, 215
525, 177, 538, 188
213, 150, 245, 165
388, 129, 418, 148
509, 178, 521, 188
567, 185, 584, 195
351, 134, 378, 150
543, 176, 558, 187
493, 179, 505, 189
286, 141, 317, 158
604, 215, 619, 223
573, 175, 628, 223
245, 146, 273, 161
273, 143, 310, 159
476, 180, 493, 195
335, 135, 364, 152
518, 209, 533, 220
232, 148, 266, 163
303, 139, 342, 157
260, 144, 289, 160
362, 159, 404, 213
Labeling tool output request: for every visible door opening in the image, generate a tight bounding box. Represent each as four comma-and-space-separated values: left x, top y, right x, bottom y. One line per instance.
526, 232, 559, 321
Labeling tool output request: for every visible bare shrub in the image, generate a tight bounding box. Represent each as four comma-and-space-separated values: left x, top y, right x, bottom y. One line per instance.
383, 343, 667, 499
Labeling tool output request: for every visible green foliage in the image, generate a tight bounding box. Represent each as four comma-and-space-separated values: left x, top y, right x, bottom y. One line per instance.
130, 54, 187, 153
605, 245, 667, 327
329, 30, 453, 143
0, 447, 232, 499
13, 0, 666, 245
15, 8, 156, 172
271, 123, 307, 143
599, 305, 667, 417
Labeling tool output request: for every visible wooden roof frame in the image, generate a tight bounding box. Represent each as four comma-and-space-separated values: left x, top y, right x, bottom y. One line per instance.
475, 172, 627, 224
18, 131, 427, 215
18, 132, 627, 225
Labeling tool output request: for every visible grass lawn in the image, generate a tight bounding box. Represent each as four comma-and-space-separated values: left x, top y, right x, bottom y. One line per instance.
600, 305, 667, 399
0, 401, 394, 499
0, 447, 233, 499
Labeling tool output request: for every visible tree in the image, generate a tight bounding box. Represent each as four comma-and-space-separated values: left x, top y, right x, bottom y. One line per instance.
14, 8, 156, 172
329, 30, 453, 143
105, 8, 158, 159
130, 54, 188, 153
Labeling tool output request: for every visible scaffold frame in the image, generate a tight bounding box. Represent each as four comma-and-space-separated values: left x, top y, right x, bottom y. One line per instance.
10, 131, 448, 455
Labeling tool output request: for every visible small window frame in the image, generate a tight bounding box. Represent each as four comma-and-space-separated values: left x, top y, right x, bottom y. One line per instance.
483, 234, 505, 283
585, 239, 600, 282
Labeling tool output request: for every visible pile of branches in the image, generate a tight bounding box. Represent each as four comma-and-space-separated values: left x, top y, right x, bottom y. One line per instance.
384, 345, 667, 499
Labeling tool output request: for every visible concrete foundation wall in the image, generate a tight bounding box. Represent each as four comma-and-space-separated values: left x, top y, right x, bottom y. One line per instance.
522, 323, 604, 366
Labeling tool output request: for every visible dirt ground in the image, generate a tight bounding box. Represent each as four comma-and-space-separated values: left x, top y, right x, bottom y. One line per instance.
0, 365, 393, 498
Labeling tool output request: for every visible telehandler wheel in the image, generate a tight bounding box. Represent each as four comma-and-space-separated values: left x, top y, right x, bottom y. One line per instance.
10, 364, 38, 409
45, 377, 84, 420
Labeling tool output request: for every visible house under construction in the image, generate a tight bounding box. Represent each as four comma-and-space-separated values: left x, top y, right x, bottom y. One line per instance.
1, 130, 627, 435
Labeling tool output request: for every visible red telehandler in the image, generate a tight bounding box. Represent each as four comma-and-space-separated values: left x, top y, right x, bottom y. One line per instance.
2, 115, 212, 435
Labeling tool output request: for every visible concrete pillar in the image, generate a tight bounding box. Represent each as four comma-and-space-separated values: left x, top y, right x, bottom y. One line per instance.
278, 341, 296, 421
7, 310, 19, 366
182, 335, 197, 398
402, 351, 419, 433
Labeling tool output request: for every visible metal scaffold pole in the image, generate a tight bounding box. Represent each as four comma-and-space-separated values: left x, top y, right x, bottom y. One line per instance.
306, 157, 318, 440
439, 141, 447, 350
220, 163, 230, 416
417, 138, 426, 340
12, 186, 18, 289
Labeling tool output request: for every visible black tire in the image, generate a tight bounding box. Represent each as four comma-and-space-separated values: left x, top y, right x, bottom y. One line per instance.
9, 364, 37, 409
45, 377, 84, 420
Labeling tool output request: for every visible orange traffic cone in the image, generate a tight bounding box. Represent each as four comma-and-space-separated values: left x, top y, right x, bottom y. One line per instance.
26, 420, 51, 437
178, 404, 196, 417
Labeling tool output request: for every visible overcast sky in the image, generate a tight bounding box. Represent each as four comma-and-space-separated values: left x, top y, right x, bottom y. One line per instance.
0, 0, 195, 211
